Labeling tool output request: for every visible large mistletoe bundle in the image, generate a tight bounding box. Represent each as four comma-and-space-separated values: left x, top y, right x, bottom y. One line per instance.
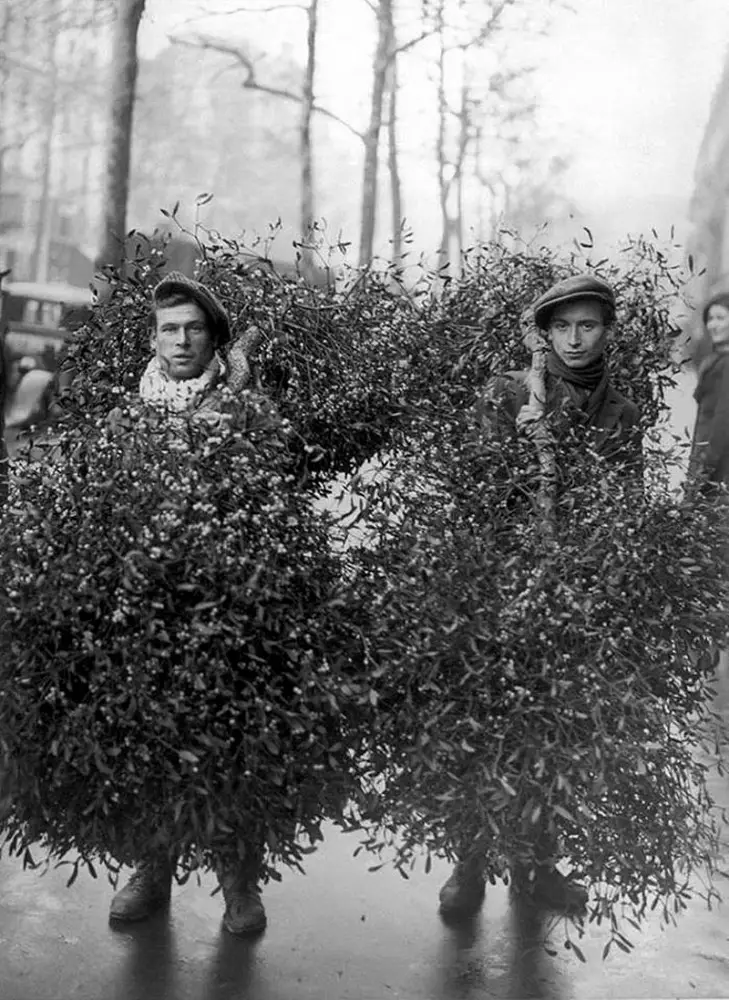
340, 236, 729, 949
3, 226, 725, 950
348, 441, 727, 897
0, 401, 363, 880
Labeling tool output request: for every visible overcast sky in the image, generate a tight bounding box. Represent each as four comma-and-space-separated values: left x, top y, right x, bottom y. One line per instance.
140, 0, 729, 246
537, 0, 729, 206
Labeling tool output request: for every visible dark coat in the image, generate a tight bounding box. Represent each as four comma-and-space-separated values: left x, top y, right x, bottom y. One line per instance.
474, 369, 642, 472
689, 351, 729, 486
0, 353, 6, 508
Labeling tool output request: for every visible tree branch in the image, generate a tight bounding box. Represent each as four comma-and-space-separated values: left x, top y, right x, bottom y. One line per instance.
181, 2, 307, 22
170, 35, 365, 142
452, 0, 512, 51
387, 26, 438, 64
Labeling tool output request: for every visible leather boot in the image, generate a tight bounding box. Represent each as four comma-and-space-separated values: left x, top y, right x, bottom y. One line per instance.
109, 860, 172, 922
438, 859, 486, 921
218, 863, 267, 936
512, 863, 588, 916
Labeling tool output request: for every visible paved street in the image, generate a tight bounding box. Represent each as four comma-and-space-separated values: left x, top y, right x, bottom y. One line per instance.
1, 768, 729, 1000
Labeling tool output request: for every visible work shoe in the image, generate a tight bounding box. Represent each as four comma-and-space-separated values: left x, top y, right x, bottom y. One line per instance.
109, 861, 172, 922
516, 865, 588, 917
220, 870, 267, 936
438, 862, 486, 921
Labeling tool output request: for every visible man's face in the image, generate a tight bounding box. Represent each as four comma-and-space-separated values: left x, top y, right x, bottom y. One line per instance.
548, 299, 609, 369
706, 303, 729, 349
152, 302, 215, 381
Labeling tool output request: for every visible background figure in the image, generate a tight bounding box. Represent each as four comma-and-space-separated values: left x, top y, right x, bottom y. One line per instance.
4, 357, 55, 432
688, 291, 729, 492
0, 346, 6, 508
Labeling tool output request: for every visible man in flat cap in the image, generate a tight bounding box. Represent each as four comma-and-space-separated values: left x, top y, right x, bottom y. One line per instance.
482, 273, 641, 471
438, 273, 642, 922
107, 272, 273, 935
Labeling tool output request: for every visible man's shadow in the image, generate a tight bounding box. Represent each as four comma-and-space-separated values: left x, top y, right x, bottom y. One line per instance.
110, 911, 263, 1000
432, 894, 565, 1000
507, 892, 564, 1000
198, 929, 262, 1000
109, 911, 179, 1000
434, 914, 490, 999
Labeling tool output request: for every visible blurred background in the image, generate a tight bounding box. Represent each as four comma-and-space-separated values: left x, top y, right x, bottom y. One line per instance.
3, 0, 729, 428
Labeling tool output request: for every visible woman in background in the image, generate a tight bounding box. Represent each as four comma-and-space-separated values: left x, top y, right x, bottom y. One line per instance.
688, 291, 729, 491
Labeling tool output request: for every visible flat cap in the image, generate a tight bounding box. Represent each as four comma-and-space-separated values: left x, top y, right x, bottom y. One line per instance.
153, 271, 231, 346
533, 274, 615, 330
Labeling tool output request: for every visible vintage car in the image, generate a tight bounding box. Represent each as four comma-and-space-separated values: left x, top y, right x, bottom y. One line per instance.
1, 280, 93, 432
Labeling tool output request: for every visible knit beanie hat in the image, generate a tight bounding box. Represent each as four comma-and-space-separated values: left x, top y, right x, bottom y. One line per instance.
152, 271, 231, 347
533, 274, 616, 330
702, 290, 729, 326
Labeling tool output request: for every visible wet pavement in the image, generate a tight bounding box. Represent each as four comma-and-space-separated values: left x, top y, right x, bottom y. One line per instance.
1, 785, 729, 1000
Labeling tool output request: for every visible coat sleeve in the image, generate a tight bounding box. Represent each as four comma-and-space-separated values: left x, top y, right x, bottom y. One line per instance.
700, 359, 729, 478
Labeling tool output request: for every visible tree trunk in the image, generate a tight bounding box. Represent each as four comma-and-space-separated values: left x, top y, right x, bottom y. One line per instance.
30, 0, 60, 283
453, 77, 471, 268
299, 0, 319, 281
436, 4, 450, 273
95, 0, 146, 272
386, 51, 403, 263
0, 1, 13, 207
358, 0, 393, 267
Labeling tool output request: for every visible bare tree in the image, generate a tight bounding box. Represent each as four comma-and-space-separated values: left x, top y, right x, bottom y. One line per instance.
0, 1, 59, 214
358, 0, 393, 267
0, 2, 15, 204
434, 0, 516, 271
299, 0, 319, 278
386, 49, 404, 262
96, 0, 146, 271
29, 0, 61, 282
172, 1, 358, 275
435, 0, 450, 271
173, 2, 436, 268
358, 0, 449, 266
429, 0, 570, 266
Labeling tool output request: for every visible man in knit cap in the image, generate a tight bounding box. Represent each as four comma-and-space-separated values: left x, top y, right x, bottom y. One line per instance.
108, 271, 272, 936
438, 273, 642, 923
132, 270, 275, 424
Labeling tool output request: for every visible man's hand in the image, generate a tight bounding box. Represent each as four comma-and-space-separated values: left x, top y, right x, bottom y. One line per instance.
227, 324, 264, 391
516, 343, 548, 442
516, 402, 552, 444
516, 402, 541, 431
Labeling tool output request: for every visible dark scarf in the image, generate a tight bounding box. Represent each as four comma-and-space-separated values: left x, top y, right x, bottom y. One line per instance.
546, 350, 610, 426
